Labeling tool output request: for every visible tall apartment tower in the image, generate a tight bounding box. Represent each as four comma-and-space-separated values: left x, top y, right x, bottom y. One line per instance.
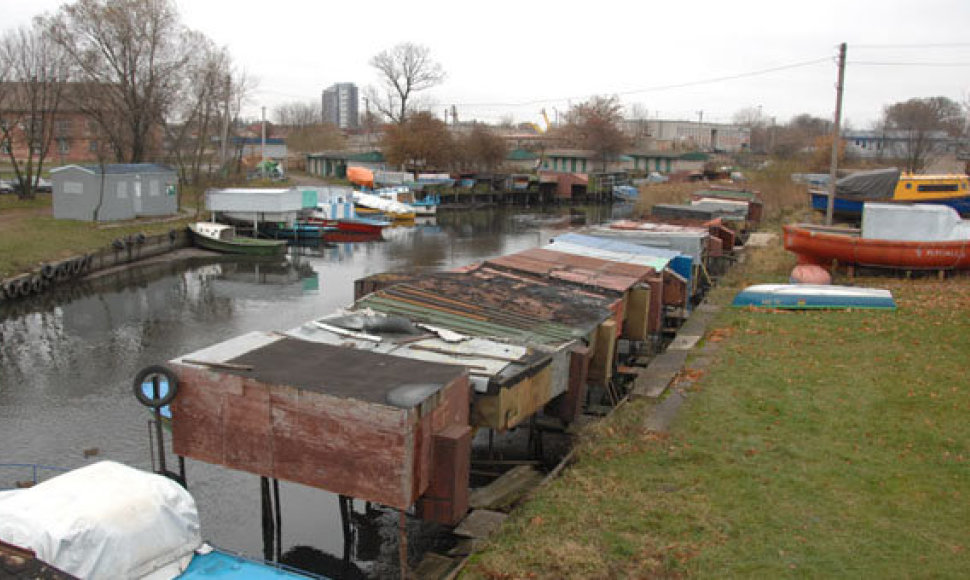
321, 83, 359, 129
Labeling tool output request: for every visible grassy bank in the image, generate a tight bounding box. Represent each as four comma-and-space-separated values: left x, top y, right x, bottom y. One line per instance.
465, 239, 970, 577
0, 188, 204, 278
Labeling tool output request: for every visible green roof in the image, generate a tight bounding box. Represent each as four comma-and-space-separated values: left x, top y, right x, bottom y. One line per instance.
347, 151, 385, 163
507, 149, 539, 161
679, 152, 709, 161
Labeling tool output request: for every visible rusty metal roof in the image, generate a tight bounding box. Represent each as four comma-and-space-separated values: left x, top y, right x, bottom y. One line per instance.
486, 248, 656, 293
353, 271, 614, 345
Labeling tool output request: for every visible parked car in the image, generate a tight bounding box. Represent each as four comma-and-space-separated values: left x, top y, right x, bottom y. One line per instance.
0, 180, 13, 194
10, 177, 52, 193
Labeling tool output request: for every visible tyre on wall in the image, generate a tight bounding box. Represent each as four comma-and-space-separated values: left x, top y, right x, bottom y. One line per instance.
18, 278, 33, 297
30, 275, 44, 294
71, 258, 84, 275
112, 238, 125, 250
133, 365, 179, 409
41, 263, 56, 279
135, 232, 147, 244
4, 281, 19, 298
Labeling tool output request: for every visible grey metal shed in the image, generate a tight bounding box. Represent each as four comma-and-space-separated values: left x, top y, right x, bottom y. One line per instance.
51, 163, 178, 222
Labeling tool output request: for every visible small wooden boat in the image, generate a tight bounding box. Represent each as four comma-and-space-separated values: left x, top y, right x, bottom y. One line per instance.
188, 222, 287, 256
732, 284, 896, 310
784, 204, 970, 271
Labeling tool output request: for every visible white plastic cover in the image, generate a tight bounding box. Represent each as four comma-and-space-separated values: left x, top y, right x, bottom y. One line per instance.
861, 203, 970, 241
0, 461, 201, 580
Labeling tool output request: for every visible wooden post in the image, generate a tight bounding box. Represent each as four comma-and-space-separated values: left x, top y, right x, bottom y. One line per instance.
825, 43, 847, 226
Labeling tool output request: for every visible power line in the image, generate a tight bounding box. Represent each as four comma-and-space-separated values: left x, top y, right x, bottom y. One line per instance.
456, 57, 831, 108
849, 61, 970, 67
851, 42, 970, 49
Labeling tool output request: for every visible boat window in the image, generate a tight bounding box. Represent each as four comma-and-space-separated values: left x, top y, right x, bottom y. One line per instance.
905, 183, 912, 189
917, 184, 958, 192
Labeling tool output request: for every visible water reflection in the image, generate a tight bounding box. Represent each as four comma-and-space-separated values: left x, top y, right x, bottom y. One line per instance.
0, 205, 627, 578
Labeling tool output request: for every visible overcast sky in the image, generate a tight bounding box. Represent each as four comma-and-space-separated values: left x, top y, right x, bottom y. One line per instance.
6, 0, 970, 128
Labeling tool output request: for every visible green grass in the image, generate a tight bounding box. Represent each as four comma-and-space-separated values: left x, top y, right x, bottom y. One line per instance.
465, 241, 970, 578
0, 189, 205, 278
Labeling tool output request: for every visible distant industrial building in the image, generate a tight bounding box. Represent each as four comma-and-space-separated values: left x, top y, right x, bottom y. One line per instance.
321, 83, 359, 130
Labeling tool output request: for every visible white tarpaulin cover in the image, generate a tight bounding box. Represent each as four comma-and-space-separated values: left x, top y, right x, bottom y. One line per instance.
862, 203, 970, 241
0, 461, 201, 579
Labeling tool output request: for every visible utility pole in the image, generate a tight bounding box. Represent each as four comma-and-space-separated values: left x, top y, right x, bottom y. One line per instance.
825, 42, 847, 226
260, 106, 267, 162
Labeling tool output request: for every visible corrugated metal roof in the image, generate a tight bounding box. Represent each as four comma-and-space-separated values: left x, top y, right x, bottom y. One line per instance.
551, 232, 695, 281
487, 248, 655, 293
51, 163, 175, 175
353, 272, 615, 345
581, 224, 710, 260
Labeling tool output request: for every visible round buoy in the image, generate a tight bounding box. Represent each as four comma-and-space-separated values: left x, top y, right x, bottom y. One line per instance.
790, 263, 832, 285
132, 365, 179, 408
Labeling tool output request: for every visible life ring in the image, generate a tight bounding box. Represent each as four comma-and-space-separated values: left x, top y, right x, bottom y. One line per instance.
41, 263, 56, 279
132, 365, 179, 408
112, 238, 125, 250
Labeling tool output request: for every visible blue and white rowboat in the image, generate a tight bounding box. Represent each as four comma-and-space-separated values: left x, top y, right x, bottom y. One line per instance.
731, 284, 896, 310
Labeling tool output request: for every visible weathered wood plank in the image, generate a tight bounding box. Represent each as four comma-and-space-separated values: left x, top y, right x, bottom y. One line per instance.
468, 465, 543, 511
630, 349, 688, 399
413, 552, 462, 579
453, 509, 509, 539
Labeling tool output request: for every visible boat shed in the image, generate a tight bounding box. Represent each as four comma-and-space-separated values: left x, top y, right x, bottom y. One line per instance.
484, 247, 672, 337
206, 187, 317, 227
50, 163, 178, 222
352, 271, 617, 429
587, 222, 713, 262
549, 232, 696, 307
168, 332, 472, 523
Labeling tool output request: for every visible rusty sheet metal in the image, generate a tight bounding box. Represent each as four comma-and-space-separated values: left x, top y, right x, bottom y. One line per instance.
169, 332, 469, 511
487, 248, 654, 293
356, 272, 615, 345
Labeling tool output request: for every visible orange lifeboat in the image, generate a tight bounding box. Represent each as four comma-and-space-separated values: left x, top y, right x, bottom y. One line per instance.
347, 166, 374, 188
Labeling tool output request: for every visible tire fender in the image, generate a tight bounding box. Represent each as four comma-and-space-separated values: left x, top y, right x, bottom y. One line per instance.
133, 365, 179, 408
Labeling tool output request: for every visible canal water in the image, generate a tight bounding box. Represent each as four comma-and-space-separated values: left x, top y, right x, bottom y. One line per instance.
0, 205, 629, 578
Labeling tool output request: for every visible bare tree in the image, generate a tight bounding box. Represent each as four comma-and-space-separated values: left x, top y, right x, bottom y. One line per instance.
44, 0, 195, 162
882, 96, 964, 172
382, 111, 453, 170
457, 123, 507, 172
163, 35, 238, 186
286, 123, 346, 154
367, 42, 445, 124
561, 95, 630, 172
0, 22, 68, 199
273, 101, 320, 128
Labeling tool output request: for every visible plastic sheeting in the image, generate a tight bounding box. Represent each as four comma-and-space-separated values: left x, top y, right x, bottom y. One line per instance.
861, 203, 970, 241
0, 461, 201, 580
835, 168, 901, 200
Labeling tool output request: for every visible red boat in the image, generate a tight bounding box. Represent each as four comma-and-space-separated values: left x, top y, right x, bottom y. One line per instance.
784, 223, 970, 270
305, 213, 388, 235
